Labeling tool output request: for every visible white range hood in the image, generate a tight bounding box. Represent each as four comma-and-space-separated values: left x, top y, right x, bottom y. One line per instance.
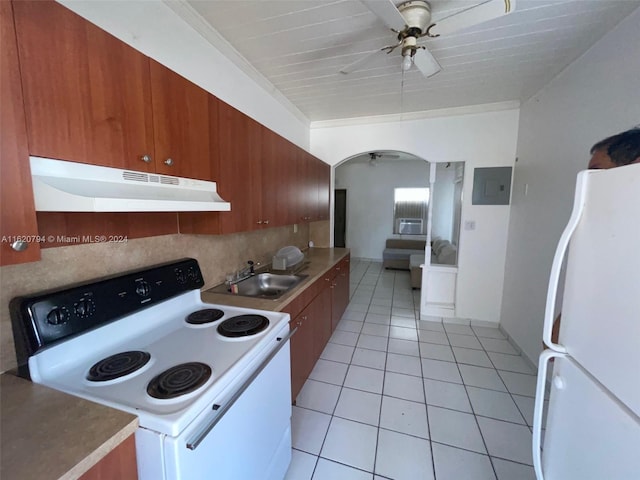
30, 157, 231, 212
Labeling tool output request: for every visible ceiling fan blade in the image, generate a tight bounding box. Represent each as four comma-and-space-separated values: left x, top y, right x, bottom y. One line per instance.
340, 41, 402, 74
361, 0, 407, 32
413, 47, 441, 78
339, 49, 382, 74
429, 0, 515, 37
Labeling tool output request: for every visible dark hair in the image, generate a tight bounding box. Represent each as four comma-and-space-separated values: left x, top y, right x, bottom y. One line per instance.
590, 127, 640, 166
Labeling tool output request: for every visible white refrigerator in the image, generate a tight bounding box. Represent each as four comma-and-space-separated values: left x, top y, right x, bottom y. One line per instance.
533, 163, 640, 479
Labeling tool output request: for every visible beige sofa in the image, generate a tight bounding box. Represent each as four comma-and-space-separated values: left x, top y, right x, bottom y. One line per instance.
382, 239, 427, 270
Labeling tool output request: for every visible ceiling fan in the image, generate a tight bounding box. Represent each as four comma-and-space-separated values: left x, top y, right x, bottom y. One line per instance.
340, 0, 516, 79
368, 151, 400, 165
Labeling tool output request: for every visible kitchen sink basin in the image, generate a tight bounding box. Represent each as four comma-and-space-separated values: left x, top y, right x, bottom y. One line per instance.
210, 272, 308, 299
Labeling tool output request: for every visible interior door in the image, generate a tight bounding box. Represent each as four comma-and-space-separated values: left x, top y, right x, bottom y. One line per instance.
559, 164, 640, 416
334, 189, 346, 247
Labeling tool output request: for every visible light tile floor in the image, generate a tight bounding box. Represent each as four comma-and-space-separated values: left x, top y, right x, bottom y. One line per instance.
285, 259, 537, 480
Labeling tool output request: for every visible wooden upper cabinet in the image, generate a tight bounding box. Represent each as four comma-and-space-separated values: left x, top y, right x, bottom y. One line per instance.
316, 159, 331, 221
261, 129, 298, 228
217, 102, 263, 234
13, 0, 155, 171
298, 155, 330, 222
294, 149, 310, 223
149, 60, 218, 180
1, 1, 41, 266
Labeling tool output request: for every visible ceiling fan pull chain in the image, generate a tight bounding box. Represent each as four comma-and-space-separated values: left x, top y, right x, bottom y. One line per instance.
400, 66, 405, 121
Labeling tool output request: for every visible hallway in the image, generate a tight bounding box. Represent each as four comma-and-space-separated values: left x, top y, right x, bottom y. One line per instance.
285, 259, 537, 480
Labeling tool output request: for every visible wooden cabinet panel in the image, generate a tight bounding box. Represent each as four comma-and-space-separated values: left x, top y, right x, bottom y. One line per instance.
217, 102, 262, 233
261, 127, 292, 227
316, 160, 331, 221
296, 151, 314, 223
299, 153, 331, 223
149, 61, 218, 180
291, 147, 306, 224
13, 0, 155, 171
0, 1, 41, 266
79, 434, 138, 480
312, 286, 333, 360
332, 256, 351, 331
291, 284, 332, 400
289, 309, 314, 402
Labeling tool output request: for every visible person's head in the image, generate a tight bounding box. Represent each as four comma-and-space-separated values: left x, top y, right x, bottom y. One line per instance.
588, 127, 640, 169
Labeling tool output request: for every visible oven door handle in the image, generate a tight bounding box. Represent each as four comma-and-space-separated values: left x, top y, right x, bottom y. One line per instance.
186, 327, 297, 450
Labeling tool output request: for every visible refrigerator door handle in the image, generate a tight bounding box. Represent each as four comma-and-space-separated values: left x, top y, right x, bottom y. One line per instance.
543, 170, 590, 352
533, 349, 563, 479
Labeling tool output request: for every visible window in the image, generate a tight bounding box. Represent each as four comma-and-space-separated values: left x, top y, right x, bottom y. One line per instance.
393, 188, 429, 235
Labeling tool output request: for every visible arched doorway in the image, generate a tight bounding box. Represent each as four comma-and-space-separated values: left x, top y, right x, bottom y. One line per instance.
334, 150, 429, 259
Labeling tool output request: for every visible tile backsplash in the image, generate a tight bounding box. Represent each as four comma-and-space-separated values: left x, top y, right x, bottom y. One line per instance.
0, 223, 319, 372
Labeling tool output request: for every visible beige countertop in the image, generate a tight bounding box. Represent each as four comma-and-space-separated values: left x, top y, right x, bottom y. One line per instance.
0, 373, 138, 480
0, 247, 347, 480
201, 247, 350, 312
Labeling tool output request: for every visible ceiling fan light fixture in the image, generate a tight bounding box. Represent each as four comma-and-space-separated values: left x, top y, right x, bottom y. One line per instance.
402, 52, 413, 71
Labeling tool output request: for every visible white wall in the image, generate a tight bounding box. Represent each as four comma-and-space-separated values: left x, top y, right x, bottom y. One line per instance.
500, 9, 640, 364
58, 0, 309, 149
335, 160, 430, 260
312, 110, 520, 322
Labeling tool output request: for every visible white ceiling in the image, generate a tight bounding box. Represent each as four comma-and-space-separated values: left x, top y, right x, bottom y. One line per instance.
177, 0, 639, 122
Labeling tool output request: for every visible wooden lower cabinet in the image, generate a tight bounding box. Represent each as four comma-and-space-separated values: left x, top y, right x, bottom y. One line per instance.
288, 315, 312, 403
288, 286, 331, 402
331, 256, 350, 331
79, 434, 138, 480
286, 255, 350, 402
312, 287, 333, 360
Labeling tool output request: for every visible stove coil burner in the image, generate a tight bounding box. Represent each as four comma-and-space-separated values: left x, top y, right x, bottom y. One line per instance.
186, 308, 225, 325
217, 315, 269, 338
87, 351, 151, 382
147, 362, 212, 399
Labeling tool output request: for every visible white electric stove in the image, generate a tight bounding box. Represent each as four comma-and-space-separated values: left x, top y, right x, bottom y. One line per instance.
11, 258, 293, 480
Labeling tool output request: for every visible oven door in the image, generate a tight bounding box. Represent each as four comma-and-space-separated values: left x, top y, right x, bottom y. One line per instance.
162, 326, 292, 480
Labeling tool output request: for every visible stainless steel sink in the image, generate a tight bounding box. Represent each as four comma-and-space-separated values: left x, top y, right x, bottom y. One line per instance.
210, 273, 308, 299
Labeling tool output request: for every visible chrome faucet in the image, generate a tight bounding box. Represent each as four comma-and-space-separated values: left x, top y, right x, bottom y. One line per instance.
234, 260, 255, 283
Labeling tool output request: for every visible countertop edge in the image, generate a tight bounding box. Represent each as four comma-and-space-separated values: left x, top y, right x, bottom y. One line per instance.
1, 373, 139, 480
59, 418, 139, 480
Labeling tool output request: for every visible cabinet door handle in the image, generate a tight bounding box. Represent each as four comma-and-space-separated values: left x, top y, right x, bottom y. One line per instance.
10, 240, 28, 252
263, 220, 270, 225
140, 154, 152, 163
256, 220, 263, 224
164, 158, 174, 166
